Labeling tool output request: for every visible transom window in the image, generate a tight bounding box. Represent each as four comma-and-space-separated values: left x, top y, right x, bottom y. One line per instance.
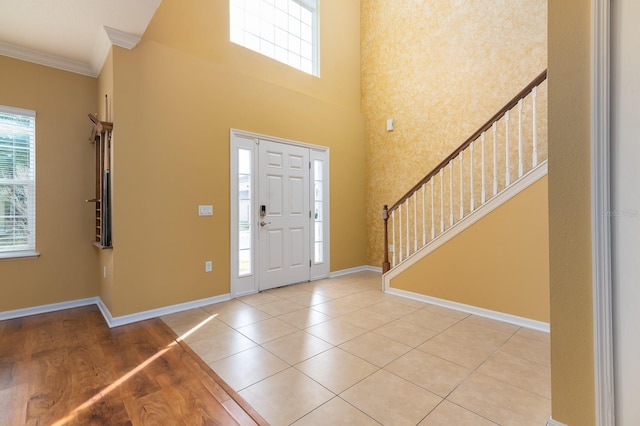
0, 105, 36, 257
230, 0, 319, 76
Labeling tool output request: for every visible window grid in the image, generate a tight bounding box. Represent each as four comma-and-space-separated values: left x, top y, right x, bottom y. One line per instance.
0, 106, 36, 254
230, 0, 318, 75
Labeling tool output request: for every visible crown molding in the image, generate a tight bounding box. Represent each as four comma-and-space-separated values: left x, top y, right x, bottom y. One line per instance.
0, 40, 96, 77
103, 26, 141, 50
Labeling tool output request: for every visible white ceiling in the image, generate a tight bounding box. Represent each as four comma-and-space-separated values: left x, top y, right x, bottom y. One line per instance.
0, 0, 162, 77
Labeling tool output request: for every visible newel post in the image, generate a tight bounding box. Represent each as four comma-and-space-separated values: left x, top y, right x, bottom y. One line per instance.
382, 205, 390, 273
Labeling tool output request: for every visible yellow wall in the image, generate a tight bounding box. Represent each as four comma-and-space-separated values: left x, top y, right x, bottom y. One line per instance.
390, 176, 550, 322
361, 0, 547, 267
548, 0, 595, 424
0, 56, 98, 311
105, 0, 366, 316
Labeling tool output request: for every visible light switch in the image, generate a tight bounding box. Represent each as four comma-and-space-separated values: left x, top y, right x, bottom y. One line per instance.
198, 205, 213, 216
386, 118, 394, 132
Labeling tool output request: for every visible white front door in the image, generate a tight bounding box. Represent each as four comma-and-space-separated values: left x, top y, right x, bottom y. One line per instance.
230, 129, 330, 297
258, 140, 310, 290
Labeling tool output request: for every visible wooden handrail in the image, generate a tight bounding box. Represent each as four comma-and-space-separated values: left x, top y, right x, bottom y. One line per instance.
387, 70, 547, 214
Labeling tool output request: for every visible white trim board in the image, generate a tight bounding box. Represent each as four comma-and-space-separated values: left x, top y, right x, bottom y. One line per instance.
385, 286, 549, 332
329, 265, 381, 278
547, 418, 568, 426
383, 161, 547, 287
0, 294, 231, 328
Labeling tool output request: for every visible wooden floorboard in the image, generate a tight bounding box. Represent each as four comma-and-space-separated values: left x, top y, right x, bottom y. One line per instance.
0, 306, 269, 426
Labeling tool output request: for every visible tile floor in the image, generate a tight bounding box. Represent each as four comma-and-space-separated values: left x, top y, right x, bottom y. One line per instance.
161, 271, 551, 426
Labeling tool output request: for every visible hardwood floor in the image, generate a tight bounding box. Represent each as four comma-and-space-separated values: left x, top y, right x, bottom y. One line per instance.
0, 305, 268, 425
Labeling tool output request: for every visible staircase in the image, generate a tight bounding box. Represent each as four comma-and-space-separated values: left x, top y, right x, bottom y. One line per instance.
381, 71, 548, 276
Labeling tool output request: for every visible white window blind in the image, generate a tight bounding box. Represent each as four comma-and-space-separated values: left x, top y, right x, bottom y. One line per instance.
0, 105, 36, 256
230, 0, 319, 76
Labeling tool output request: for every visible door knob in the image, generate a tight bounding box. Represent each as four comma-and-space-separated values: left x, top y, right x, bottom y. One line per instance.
260, 221, 271, 227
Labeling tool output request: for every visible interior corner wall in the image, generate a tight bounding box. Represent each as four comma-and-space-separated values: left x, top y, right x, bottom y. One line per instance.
389, 176, 550, 323
361, 0, 547, 267
106, 0, 367, 317
0, 55, 99, 312
548, 0, 596, 424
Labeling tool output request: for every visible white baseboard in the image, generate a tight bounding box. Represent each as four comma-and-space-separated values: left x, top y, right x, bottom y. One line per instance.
330, 265, 382, 277
0, 297, 99, 321
1, 294, 231, 328
547, 418, 568, 426
385, 286, 550, 332
97, 294, 231, 328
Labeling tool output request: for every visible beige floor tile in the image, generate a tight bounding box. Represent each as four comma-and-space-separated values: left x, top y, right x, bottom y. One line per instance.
160, 308, 212, 337
422, 304, 470, 320
265, 285, 311, 299
202, 299, 249, 315
277, 308, 332, 329
449, 372, 550, 426
515, 327, 550, 344
338, 290, 390, 308
400, 309, 461, 332
310, 299, 361, 317
443, 321, 514, 348
236, 317, 298, 344
341, 370, 442, 426
364, 300, 418, 319
385, 349, 471, 397
239, 368, 334, 426
305, 318, 367, 345
501, 335, 550, 366
339, 309, 393, 330
209, 346, 289, 391
214, 306, 272, 329
296, 347, 378, 394
238, 292, 283, 307
373, 320, 439, 347
339, 332, 411, 367
312, 285, 361, 300
388, 295, 430, 309
418, 401, 497, 425
292, 397, 380, 426
477, 351, 551, 398
255, 299, 305, 316
416, 333, 498, 369
188, 328, 256, 364
287, 292, 332, 307
179, 317, 233, 344
459, 315, 520, 334
262, 330, 333, 365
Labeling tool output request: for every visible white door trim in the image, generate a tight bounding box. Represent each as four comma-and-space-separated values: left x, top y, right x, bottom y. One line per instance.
591, 1, 616, 425
229, 129, 330, 296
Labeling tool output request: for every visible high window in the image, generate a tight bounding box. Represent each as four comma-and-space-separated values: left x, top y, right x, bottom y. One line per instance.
0, 106, 36, 257
230, 0, 319, 76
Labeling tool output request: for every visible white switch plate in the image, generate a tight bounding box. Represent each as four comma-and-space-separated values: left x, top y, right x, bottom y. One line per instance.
205, 261, 212, 272
386, 118, 394, 131
199, 205, 213, 216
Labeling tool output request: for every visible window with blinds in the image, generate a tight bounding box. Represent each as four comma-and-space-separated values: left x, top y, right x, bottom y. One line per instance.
0, 105, 36, 257
230, 0, 319, 76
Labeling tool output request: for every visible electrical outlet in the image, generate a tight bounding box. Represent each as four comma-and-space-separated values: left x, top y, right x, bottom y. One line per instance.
103, 266, 107, 278
205, 261, 212, 272
389, 244, 394, 252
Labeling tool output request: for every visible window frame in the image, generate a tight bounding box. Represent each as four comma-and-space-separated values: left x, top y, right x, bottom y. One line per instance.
0, 105, 38, 259
229, 0, 320, 76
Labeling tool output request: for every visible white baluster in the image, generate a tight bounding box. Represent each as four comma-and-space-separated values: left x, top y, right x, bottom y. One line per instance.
398, 203, 403, 262
493, 122, 498, 195
449, 162, 454, 226
391, 210, 396, 267
430, 179, 435, 240
459, 152, 464, 219
505, 110, 511, 186
481, 132, 486, 203
406, 197, 410, 258
532, 86, 538, 167
421, 184, 426, 246
518, 99, 523, 178
440, 168, 444, 233
413, 193, 418, 253
470, 141, 475, 211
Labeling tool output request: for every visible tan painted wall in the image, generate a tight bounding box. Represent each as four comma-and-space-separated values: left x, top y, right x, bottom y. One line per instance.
548, 0, 595, 424
362, 0, 547, 267
390, 176, 550, 322
0, 56, 98, 311
106, 0, 366, 316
